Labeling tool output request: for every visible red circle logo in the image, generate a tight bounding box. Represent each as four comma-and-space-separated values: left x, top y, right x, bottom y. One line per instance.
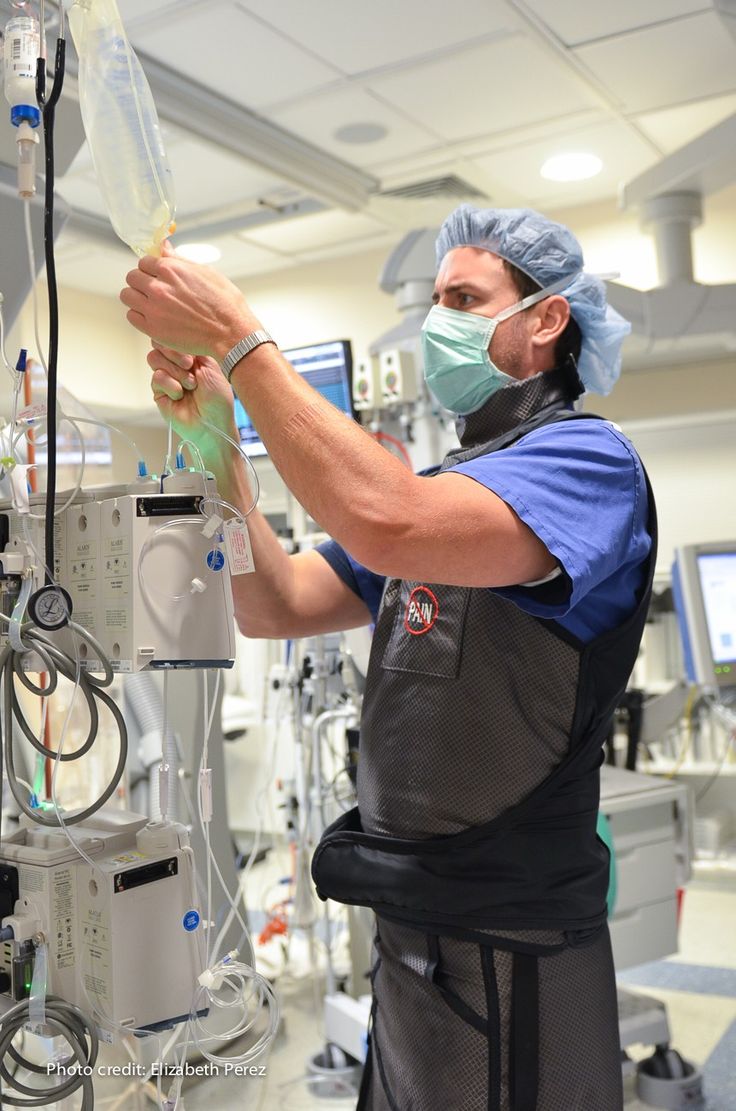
404, 586, 439, 636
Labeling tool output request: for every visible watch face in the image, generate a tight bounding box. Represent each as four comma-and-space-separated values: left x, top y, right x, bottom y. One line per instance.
29, 585, 72, 631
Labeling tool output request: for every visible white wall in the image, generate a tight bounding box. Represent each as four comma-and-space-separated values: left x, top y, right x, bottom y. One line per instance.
5, 282, 153, 415
242, 244, 399, 357
620, 416, 736, 576
590, 358, 736, 573
550, 185, 736, 288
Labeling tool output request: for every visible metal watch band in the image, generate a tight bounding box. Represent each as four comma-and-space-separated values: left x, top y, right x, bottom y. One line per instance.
220, 330, 277, 381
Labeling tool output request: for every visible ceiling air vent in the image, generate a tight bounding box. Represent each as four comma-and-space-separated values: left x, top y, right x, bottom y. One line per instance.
380, 175, 486, 201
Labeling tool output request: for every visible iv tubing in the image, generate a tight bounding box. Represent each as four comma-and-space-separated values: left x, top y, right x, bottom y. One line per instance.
201, 418, 260, 515
23, 199, 48, 377
0, 300, 16, 378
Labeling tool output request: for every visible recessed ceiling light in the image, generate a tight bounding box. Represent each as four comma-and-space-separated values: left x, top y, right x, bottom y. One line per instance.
334, 122, 388, 145
540, 153, 603, 182
174, 243, 222, 264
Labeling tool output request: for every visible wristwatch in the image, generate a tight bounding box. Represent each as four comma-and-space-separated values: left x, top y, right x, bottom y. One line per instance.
220, 330, 277, 382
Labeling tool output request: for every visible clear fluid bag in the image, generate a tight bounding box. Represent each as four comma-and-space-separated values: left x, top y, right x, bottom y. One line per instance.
69, 0, 176, 256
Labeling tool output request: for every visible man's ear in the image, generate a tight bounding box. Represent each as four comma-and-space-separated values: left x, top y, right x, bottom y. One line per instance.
530, 294, 570, 349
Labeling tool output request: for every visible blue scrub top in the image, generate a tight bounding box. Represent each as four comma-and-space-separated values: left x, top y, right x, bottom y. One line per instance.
317, 419, 652, 644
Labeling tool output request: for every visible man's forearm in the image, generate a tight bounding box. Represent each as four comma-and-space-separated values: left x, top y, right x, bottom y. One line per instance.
224, 345, 418, 572
204, 440, 298, 637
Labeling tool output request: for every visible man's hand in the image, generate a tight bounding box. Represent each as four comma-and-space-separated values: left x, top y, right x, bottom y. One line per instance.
120, 240, 260, 359
148, 342, 240, 462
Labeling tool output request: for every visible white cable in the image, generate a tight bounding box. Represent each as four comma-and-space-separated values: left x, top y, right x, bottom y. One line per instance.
198, 678, 254, 965
201, 418, 260, 515
23, 196, 148, 486
160, 670, 279, 1110
48, 626, 104, 872
176, 437, 207, 477
9, 371, 23, 453
0, 297, 18, 378
198, 492, 249, 524
163, 420, 174, 477
15, 775, 36, 799
137, 516, 220, 605
210, 676, 290, 962
158, 668, 170, 821
22, 413, 87, 518
69, 413, 144, 468
23, 199, 49, 378
24, 203, 151, 488
198, 671, 254, 960
200, 671, 213, 968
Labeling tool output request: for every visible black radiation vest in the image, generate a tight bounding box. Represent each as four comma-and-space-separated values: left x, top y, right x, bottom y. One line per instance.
312, 377, 657, 942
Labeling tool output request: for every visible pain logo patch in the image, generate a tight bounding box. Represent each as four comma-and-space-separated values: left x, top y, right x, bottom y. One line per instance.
404, 585, 439, 636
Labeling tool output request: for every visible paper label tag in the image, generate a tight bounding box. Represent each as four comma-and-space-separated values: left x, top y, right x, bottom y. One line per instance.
10, 465, 30, 514
223, 518, 255, 575
16, 403, 47, 423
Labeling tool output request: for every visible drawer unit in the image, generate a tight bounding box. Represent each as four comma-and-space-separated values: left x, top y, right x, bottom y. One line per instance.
610, 836, 677, 915
610, 898, 679, 971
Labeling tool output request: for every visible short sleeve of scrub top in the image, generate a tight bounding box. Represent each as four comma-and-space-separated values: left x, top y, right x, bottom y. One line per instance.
316, 419, 652, 644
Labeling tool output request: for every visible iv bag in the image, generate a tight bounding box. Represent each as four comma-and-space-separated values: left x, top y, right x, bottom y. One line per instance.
69, 0, 176, 257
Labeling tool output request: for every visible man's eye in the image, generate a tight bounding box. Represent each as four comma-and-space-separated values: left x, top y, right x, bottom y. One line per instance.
458, 293, 474, 306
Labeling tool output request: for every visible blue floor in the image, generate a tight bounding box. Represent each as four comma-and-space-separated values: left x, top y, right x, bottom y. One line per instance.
701, 1020, 736, 1111
619, 961, 736, 1110
618, 961, 736, 999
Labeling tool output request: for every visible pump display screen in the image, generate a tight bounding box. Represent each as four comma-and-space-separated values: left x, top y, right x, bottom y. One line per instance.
233, 340, 354, 457
697, 552, 736, 673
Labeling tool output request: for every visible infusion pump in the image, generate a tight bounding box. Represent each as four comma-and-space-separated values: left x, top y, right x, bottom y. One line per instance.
0, 811, 206, 1032
0, 473, 236, 671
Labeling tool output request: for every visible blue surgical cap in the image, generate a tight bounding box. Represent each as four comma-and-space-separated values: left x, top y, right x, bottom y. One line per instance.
435, 204, 631, 395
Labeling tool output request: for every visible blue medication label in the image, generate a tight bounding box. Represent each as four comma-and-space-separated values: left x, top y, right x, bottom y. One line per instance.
183, 910, 200, 932
206, 549, 226, 572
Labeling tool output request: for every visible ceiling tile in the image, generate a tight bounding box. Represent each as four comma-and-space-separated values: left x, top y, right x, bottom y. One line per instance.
362, 111, 603, 198
119, 0, 192, 25
53, 233, 292, 295
297, 231, 400, 267
367, 190, 499, 234
165, 139, 285, 219
59, 133, 285, 230
635, 95, 736, 154
367, 37, 594, 144
469, 120, 659, 209
455, 109, 608, 164
242, 210, 387, 253
57, 172, 109, 220
131, 2, 341, 111
62, 140, 95, 178
237, 0, 513, 74
271, 87, 439, 169
574, 13, 736, 115
55, 244, 136, 296
523, 0, 708, 48
204, 237, 294, 280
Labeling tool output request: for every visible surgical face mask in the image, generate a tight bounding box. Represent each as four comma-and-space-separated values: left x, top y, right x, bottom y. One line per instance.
420, 274, 574, 415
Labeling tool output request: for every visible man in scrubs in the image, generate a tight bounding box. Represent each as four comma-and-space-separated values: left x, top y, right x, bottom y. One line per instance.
122, 206, 653, 1110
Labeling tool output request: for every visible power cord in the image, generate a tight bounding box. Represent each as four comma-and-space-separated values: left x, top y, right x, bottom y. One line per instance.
0, 618, 128, 827
0, 994, 98, 1109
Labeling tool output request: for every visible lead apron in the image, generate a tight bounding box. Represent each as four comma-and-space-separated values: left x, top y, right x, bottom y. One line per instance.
313, 406, 657, 1111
